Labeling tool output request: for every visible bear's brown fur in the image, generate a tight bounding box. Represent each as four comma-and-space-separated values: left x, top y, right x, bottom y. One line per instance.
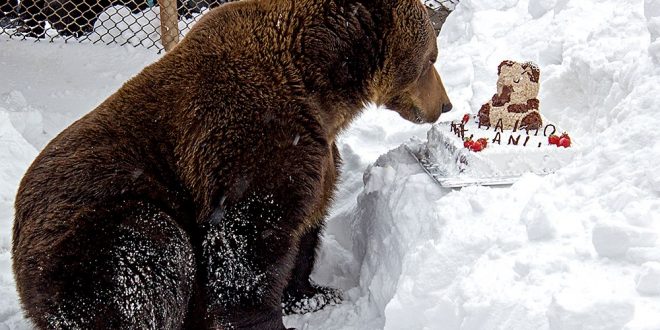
12, 0, 452, 328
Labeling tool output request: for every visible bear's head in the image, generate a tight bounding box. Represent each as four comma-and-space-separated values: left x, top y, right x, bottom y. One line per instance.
183, 0, 452, 130
369, 0, 452, 124
496, 60, 540, 104
291, 0, 452, 126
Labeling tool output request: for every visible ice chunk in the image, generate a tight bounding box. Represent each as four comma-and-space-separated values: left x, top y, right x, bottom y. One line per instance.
636, 262, 660, 296
547, 294, 635, 330
521, 200, 557, 241
528, 0, 556, 19
592, 223, 658, 259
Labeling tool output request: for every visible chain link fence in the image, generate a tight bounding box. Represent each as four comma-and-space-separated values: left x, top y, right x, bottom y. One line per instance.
1, 0, 458, 52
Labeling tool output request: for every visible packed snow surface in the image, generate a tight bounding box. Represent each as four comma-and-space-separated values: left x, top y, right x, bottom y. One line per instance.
2, 0, 660, 329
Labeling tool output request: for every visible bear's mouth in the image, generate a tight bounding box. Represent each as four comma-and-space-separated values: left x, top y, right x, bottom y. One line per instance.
412, 106, 425, 123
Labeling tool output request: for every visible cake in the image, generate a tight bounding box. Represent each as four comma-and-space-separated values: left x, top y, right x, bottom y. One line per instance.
411, 61, 577, 186
478, 60, 542, 130
420, 118, 576, 180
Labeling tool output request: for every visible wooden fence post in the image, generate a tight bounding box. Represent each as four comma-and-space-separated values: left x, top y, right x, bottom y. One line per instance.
159, 0, 179, 51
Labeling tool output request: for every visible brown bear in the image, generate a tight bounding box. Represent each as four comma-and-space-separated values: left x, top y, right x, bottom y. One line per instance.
12, 0, 452, 328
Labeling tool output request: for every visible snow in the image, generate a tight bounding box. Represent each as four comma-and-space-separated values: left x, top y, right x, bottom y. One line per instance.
0, 40, 159, 330
1, 0, 660, 329
636, 262, 660, 296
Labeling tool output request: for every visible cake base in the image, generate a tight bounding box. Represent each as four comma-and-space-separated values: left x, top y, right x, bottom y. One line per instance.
409, 119, 577, 187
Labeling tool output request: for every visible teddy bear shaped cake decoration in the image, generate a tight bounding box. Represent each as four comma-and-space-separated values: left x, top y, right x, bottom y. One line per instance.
478, 60, 542, 130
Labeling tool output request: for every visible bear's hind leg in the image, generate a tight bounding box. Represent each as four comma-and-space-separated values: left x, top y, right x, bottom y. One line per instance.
21, 201, 195, 329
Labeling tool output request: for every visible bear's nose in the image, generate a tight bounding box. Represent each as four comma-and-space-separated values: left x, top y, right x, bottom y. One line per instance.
442, 103, 453, 113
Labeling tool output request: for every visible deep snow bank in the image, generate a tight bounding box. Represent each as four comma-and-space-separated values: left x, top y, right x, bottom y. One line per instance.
0, 40, 158, 329
0, 108, 37, 330
329, 0, 660, 329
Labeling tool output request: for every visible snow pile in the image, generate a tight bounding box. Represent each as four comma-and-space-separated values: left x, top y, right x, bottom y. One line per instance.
300, 0, 660, 329
0, 98, 38, 330
2, 0, 660, 328
0, 41, 158, 329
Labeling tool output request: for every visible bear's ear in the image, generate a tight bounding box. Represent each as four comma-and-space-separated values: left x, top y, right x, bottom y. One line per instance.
295, 2, 381, 94
336, 0, 392, 28
522, 62, 540, 83
498, 60, 516, 75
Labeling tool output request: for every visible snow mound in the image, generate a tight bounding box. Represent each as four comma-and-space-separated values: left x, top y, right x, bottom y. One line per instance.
291, 0, 660, 328
0, 108, 38, 330
0, 41, 157, 330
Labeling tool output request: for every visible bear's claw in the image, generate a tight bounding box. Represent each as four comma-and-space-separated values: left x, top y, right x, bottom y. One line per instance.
282, 282, 342, 315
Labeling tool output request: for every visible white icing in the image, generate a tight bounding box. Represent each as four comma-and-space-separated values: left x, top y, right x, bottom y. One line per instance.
425, 118, 577, 178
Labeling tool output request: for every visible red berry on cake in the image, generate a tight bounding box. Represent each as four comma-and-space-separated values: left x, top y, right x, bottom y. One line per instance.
477, 138, 488, 148
560, 132, 571, 143
464, 138, 474, 148
470, 141, 484, 152
548, 134, 560, 145
558, 137, 571, 148
462, 114, 471, 124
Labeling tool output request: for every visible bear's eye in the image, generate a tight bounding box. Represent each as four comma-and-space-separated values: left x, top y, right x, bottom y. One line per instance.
428, 50, 438, 65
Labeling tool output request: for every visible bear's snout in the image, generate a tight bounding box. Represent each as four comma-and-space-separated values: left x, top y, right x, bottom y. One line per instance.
442, 103, 453, 113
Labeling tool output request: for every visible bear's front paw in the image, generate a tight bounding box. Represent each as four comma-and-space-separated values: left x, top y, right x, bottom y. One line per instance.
282, 281, 342, 315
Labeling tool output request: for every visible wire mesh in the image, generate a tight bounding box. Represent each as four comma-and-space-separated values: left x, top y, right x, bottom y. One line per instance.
1, 0, 458, 52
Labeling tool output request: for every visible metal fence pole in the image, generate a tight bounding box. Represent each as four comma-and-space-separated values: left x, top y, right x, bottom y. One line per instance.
159, 0, 179, 51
